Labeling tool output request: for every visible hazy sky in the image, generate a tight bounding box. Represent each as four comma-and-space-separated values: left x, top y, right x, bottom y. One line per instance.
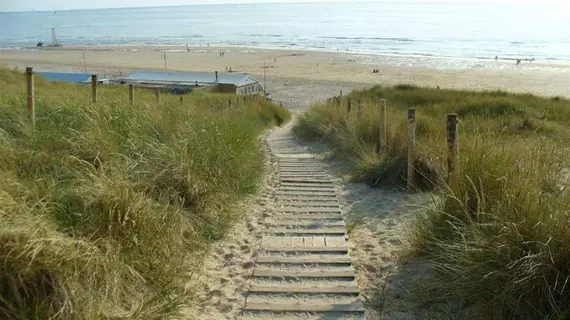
1, 0, 566, 12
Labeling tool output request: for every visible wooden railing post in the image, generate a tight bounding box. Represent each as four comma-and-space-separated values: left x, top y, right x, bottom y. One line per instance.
91, 74, 98, 103
128, 84, 134, 106
407, 109, 416, 190
26, 67, 35, 128
379, 99, 387, 152
447, 114, 459, 186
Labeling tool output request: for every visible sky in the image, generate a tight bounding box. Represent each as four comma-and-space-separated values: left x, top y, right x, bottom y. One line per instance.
0, 0, 567, 12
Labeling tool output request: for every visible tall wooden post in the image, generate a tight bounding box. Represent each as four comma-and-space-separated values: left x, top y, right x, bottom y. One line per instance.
357, 99, 362, 120
26, 67, 35, 128
347, 98, 352, 114
379, 99, 387, 152
447, 114, 459, 186
407, 109, 416, 190
91, 74, 98, 103
155, 90, 160, 102
129, 84, 134, 106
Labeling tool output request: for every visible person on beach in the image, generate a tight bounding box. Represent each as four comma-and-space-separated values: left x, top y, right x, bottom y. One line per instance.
495, 55, 498, 60
186, 44, 190, 52
516, 59, 521, 65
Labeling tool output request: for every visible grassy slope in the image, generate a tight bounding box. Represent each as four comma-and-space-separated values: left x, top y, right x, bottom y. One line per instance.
294, 85, 570, 319
0, 68, 289, 319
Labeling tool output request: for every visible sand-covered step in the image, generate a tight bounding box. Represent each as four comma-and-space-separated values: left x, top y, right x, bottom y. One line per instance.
271, 214, 343, 220
278, 167, 324, 171
269, 220, 345, 227
248, 284, 359, 294
280, 178, 333, 183
244, 302, 364, 313
275, 190, 337, 196
253, 268, 355, 279
279, 182, 335, 188
280, 174, 329, 179
274, 207, 342, 213
275, 199, 339, 205
277, 187, 336, 192
264, 228, 346, 235
256, 254, 352, 265
276, 197, 338, 203
262, 235, 348, 246
262, 246, 349, 253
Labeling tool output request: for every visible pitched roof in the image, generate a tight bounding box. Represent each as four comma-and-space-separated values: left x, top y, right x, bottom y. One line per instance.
38, 72, 92, 84
123, 71, 258, 87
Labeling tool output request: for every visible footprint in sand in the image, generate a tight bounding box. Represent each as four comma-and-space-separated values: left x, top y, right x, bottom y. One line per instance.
223, 253, 235, 260
242, 261, 255, 269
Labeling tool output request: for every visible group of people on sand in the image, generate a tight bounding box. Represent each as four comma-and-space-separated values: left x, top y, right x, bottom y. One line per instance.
495, 55, 535, 65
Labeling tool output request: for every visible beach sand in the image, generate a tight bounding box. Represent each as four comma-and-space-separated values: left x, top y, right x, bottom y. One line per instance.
0, 45, 568, 111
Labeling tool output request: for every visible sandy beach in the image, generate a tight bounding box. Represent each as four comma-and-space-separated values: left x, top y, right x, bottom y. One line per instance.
0, 45, 568, 110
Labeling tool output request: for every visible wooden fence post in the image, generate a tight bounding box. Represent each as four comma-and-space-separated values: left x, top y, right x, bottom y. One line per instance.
379, 99, 387, 152
447, 114, 459, 186
91, 74, 98, 103
155, 90, 160, 102
357, 99, 362, 120
229, 99, 232, 109
26, 67, 35, 128
347, 98, 352, 114
407, 109, 416, 190
128, 84, 134, 106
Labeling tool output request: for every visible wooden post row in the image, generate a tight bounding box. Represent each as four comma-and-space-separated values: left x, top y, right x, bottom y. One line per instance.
129, 84, 135, 106
447, 114, 459, 186
26, 67, 35, 127
407, 109, 416, 190
91, 74, 98, 103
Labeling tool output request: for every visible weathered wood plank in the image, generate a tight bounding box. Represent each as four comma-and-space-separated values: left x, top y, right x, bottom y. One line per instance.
248, 285, 360, 294
244, 301, 364, 312
256, 255, 352, 264
269, 220, 345, 227
271, 214, 343, 220
253, 269, 354, 278
266, 228, 346, 235
274, 207, 342, 213
261, 246, 348, 253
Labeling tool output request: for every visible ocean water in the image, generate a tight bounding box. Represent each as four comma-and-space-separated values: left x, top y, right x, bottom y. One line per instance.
1, 2, 569, 63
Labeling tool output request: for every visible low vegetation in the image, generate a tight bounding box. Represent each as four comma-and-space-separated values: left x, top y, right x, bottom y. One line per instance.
0, 68, 289, 319
294, 85, 570, 319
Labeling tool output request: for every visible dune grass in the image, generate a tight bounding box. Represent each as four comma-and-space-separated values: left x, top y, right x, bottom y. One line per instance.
0, 68, 289, 319
293, 85, 570, 319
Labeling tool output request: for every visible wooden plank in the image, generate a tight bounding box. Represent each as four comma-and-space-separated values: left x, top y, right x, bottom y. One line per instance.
280, 178, 333, 183
280, 182, 335, 187
256, 255, 352, 264
261, 246, 348, 253
277, 187, 335, 192
280, 174, 329, 178
276, 191, 336, 196
274, 207, 342, 213
278, 168, 324, 171
269, 220, 345, 227
276, 196, 338, 201
248, 285, 360, 294
253, 269, 355, 278
265, 228, 346, 235
276, 202, 339, 207
272, 214, 343, 220
244, 302, 364, 312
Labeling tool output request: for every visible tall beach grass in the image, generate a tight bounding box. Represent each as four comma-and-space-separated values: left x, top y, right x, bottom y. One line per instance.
0, 68, 289, 319
294, 85, 570, 319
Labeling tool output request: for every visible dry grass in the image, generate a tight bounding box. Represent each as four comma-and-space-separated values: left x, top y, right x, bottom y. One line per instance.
294, 84, 570, 319
0, 68, 290, 319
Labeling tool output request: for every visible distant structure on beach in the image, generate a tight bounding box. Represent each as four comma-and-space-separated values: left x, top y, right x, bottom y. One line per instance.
37, 28, 63, 48
119, 70, 263, 95
38, 72, 108, 84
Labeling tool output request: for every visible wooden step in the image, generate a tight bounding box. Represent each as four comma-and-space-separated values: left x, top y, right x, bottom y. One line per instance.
248, 284, 360, 294
276, 196, 338, 202
244, 302, 364, 312
271, 214, 343, 220
269, 220, 345, 227
274, 207, 342, 213
280, 178, 332, 183
275, 203, 339, 208
278, 168, 324, 172
275, 191, 337, 196
262, 246, 348, 253
277, 187, 335, 192
256, 255, 352, 264
280, 182, 335, 188
265, 228, 346, 235
253, 269, 355, 278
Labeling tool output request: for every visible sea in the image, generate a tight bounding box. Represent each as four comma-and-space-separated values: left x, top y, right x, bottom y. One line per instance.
1, 1, 570, 64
